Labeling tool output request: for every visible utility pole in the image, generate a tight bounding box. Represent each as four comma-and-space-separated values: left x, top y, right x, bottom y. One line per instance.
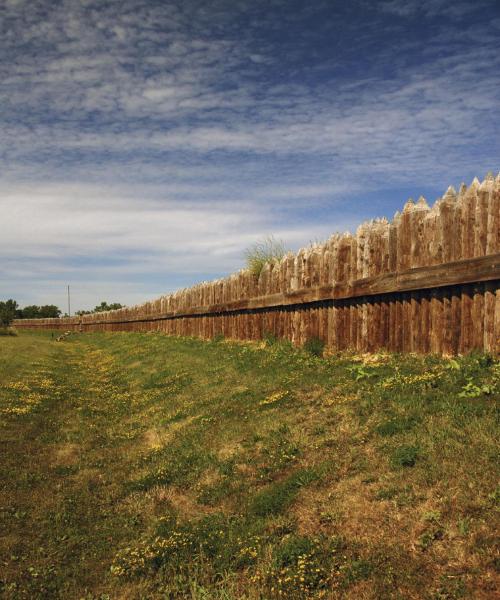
67, 285, 71, 317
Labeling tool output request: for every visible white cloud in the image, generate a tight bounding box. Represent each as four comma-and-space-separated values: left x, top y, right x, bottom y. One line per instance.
0, 181, 359, 310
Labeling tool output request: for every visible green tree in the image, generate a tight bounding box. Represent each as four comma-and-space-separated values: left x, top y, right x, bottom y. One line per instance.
93, 301, 124, 313
15, 304, 61, 319
0, 299, 19, 327
19, 305, 40, 319
38, 305, 61, 318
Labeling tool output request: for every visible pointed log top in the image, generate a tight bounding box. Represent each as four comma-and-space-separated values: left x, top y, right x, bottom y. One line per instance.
443, 185, 457, 201
478, 180, 490, 192
356, 222, 367, 235
470, 176, 481, 189
479, 173, 495, 191
392, 210, 401, 224
416, 196, 429, 209
372, 217, 387, 229
458, 182, 467, 197
403, 198, 415, 212
428, 197, 442, 216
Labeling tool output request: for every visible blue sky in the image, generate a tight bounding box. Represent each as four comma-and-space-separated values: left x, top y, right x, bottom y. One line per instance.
1, 0, 499, 311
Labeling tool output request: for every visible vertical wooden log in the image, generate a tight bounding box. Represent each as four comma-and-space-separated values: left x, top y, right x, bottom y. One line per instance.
355, 224, 367, 350
494, 284, 500, 355
459, 284, 473, 353
301, 248, 311, 288
326, 235, 339, 350
486, 174, 500, 255
426, 199, 443, 266
440, 186, 457, 263
474, 175, 493, 257
327, 303, 337, 351
387, 285, 395, 353
345, 234, 355, 349
268, 263, 276, 338
418, 292, 429, 354
308, 249, 321, 342
327, 236, 339, 365
284, 255, 294, 341
335, 302, 345, 351
366, 222, 379, 351
389, 212, 399, 273
449, 287, 461, 355
408, 196, 422, 352
400, 293, 411, 353
290, 253, 301, 345
398, 199, 414, 271
319, 249, 330, 343
483, 281, 496, 354
400, 201, 414, 351
429, 288, 442, 354
461, 178, 479, 260
441, 287, 454, 356
259, 263, 269, 337
438, 187, 457, 354
310, 247, 321, 287
388, 212, 400, 351
472, 283, 485, 350
394, 294, 403, 352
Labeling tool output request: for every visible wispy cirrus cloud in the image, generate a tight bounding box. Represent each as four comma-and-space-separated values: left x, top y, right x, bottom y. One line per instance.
0, 0, 498, 309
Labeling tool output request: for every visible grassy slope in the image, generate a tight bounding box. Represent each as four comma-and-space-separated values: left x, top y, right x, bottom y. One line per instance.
0, 331, 498, 599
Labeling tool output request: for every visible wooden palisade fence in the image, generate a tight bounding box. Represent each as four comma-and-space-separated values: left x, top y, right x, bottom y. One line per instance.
15, 173, 500, 355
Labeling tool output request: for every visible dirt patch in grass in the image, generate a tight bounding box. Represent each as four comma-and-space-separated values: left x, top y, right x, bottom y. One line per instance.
52, 442, 80, 465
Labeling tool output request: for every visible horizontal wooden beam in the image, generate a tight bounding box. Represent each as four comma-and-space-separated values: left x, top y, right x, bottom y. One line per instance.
72, 253, 499, 326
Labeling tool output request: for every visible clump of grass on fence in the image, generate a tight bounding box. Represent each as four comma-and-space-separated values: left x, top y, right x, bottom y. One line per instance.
244, 235, 287, 278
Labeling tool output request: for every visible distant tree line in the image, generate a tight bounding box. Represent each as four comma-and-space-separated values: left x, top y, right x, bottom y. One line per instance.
0, 299, 61, 326
76, 302, 124, 315
0, 299, 124, 327
18, 304, 62, 319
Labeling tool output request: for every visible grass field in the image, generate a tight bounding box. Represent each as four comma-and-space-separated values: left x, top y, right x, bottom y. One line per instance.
0, 331, 498, 599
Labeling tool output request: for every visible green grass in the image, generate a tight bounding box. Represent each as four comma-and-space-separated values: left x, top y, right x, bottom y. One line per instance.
0, 331, 499, 599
